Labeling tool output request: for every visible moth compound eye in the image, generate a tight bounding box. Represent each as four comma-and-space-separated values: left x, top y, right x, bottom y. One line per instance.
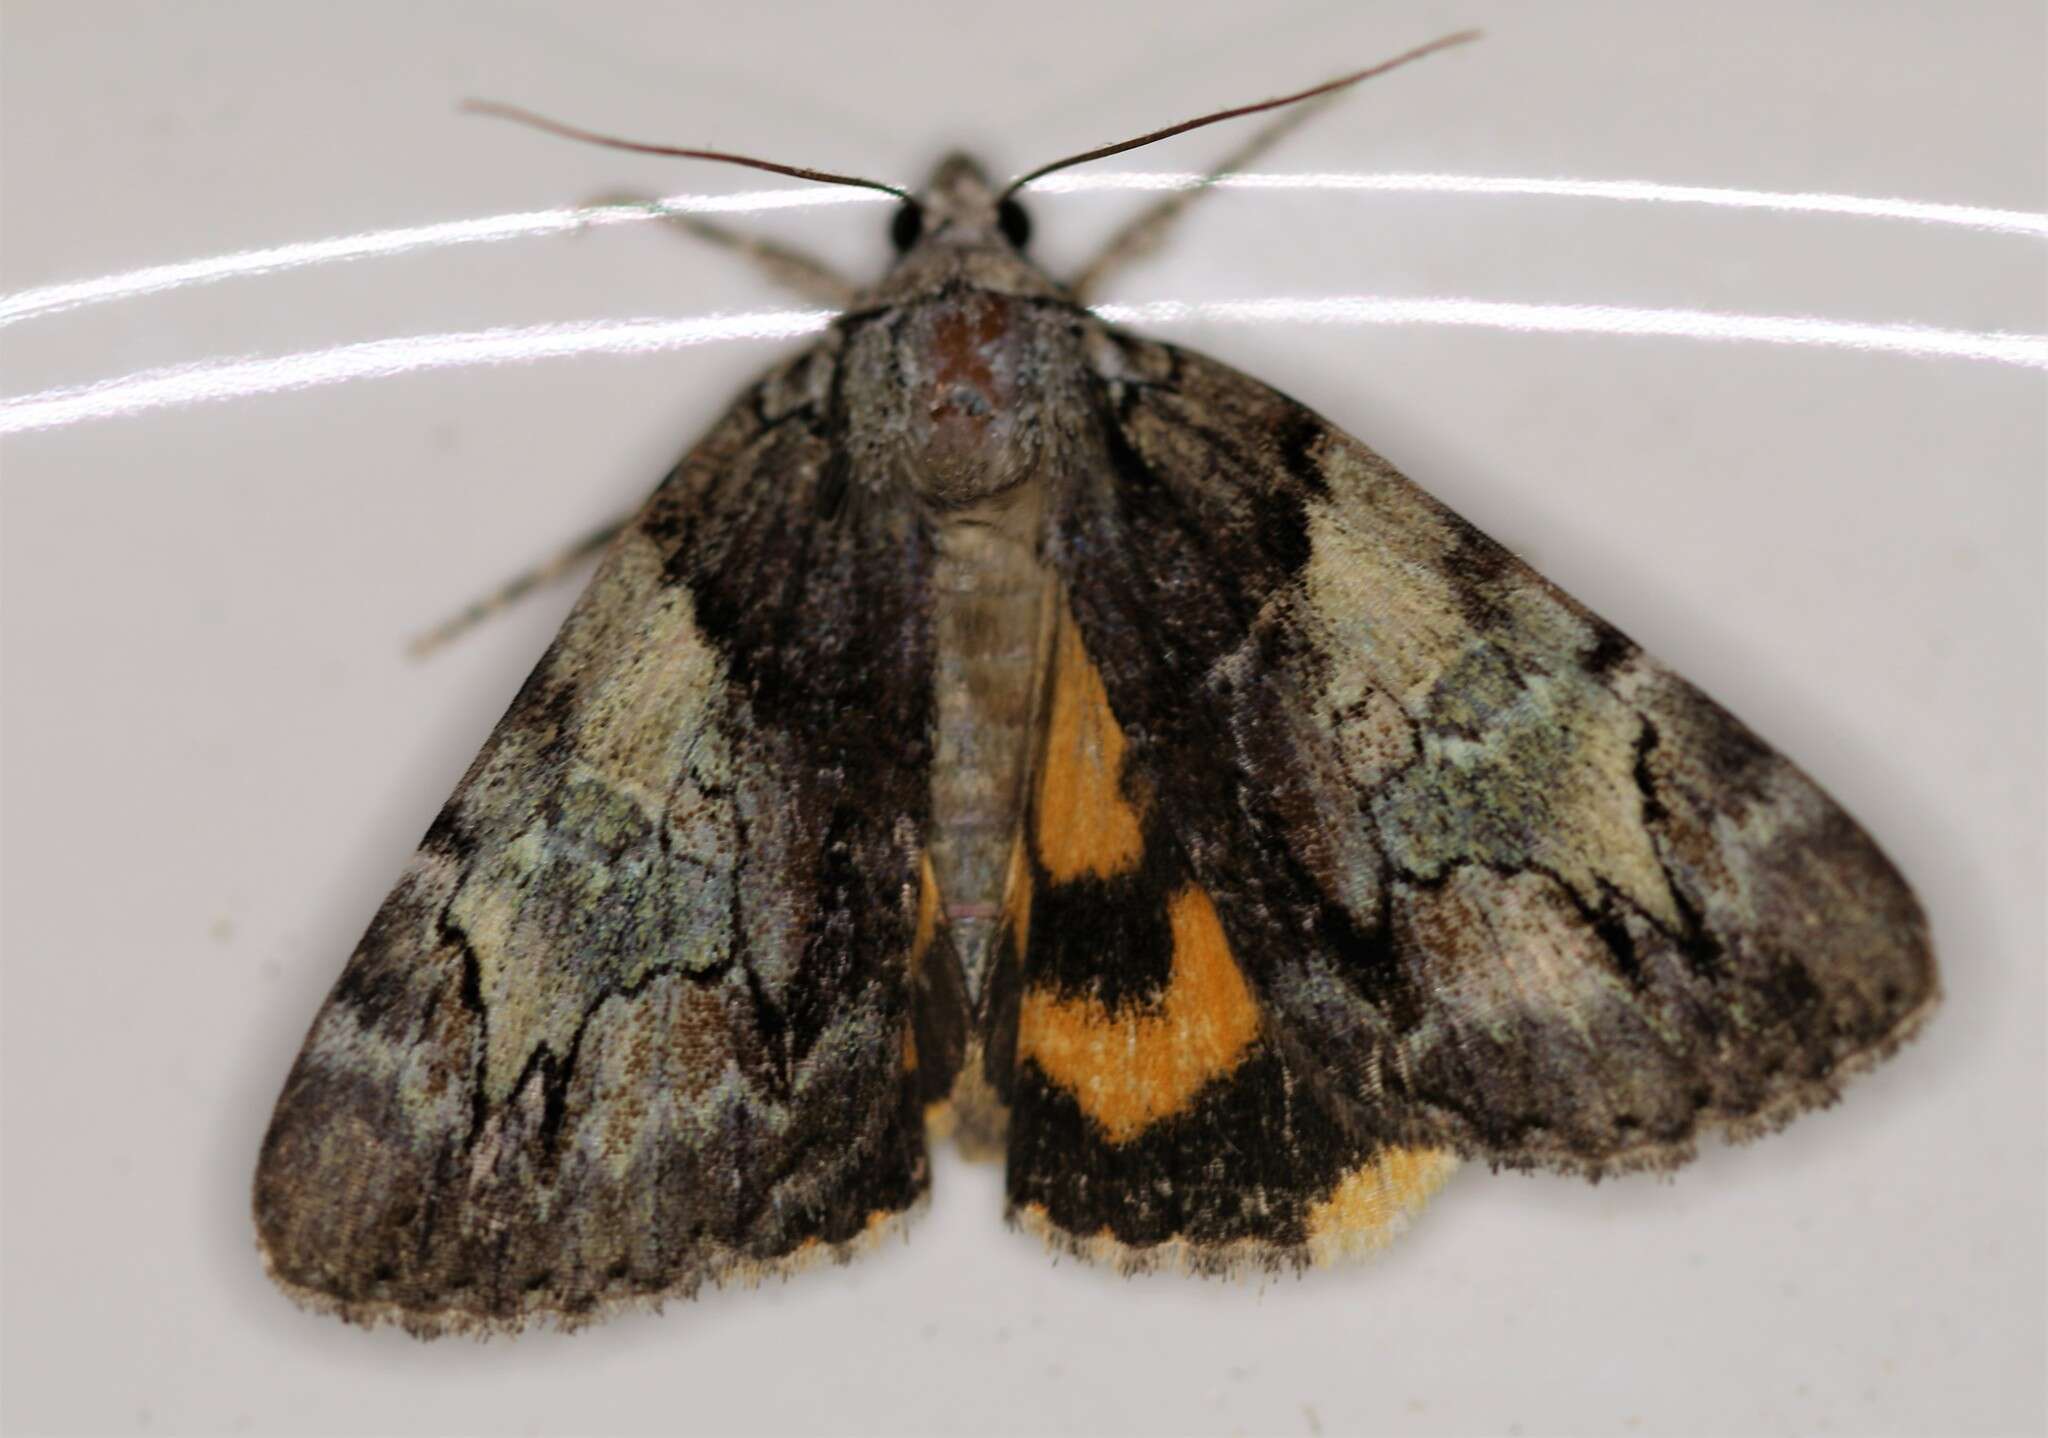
998, 197, 1032, 249
890, 202, 925, 253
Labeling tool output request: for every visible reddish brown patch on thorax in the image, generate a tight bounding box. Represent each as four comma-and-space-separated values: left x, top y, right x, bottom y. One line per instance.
928, 293, 1011, 429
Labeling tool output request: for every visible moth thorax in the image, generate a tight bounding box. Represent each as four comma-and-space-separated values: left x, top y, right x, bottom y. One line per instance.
850, 289, 1063, 509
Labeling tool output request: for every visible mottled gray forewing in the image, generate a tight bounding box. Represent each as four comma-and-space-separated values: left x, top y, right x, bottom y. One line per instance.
1055, 329, 1936, 1174
254, 339, 965, 1334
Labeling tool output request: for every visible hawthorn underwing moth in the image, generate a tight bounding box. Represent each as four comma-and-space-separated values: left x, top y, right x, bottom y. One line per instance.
253, 35, 1937, 1337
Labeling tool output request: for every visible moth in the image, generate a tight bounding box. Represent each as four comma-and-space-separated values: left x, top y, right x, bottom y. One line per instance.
253, 36, 1937, 1337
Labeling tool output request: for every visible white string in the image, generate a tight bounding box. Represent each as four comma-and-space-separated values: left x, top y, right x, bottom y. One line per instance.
1034, 170, 2048, 237
0, 312, 833, 435
4, 299, 2039, 437
0, 191, 878, 329
1095, 297, 2048, 369
2, 171, 2038, 330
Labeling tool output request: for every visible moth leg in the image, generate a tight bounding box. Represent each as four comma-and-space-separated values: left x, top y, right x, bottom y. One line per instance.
406, 514, 627, 658
1066, 93, 1339, 302
586, 189, 858, 307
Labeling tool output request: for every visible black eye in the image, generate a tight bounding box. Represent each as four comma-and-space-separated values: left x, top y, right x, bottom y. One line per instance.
997, 197, 1031, 248
890, 201, 924, 252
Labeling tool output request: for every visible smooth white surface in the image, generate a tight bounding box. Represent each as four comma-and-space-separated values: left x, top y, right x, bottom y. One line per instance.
3, 3, 2042, 1435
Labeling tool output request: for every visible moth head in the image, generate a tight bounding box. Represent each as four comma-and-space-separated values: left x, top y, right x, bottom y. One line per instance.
892, 153, 1031, 256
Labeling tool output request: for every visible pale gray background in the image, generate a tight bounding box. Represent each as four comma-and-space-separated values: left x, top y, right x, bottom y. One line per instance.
3, 3, 2042, 1435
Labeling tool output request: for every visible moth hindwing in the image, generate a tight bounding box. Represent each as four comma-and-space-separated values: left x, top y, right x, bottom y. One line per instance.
254, 147, 1935, 1337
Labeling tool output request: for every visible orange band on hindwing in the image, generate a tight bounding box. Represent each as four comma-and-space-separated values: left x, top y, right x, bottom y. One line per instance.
1001, 594, 1456, 1263
1011, 600, 1262, 1144
1016, 884, 1261, 1143
1032, 604, 1145, 883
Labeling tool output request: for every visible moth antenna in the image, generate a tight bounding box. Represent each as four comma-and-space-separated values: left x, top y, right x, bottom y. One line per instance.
1002, 28, 1481, 199
463, 99, 911, 200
